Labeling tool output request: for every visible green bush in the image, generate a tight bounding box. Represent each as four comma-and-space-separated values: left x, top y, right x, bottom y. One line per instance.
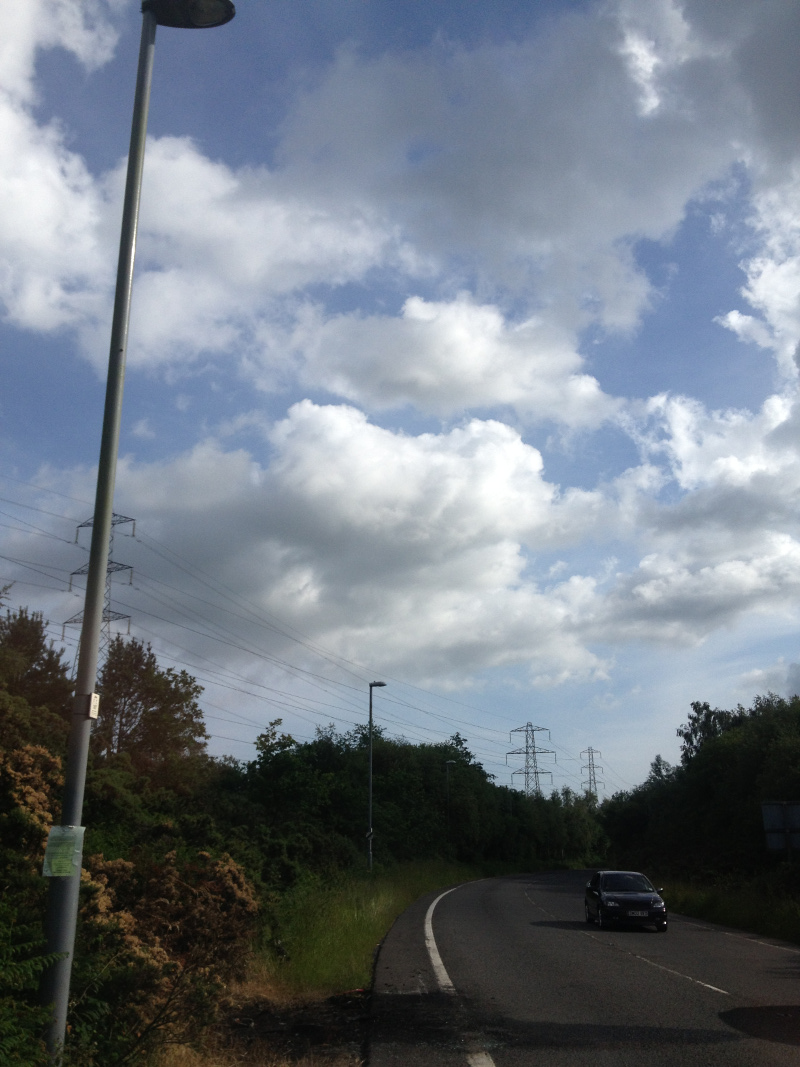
0, 898, 54, 1067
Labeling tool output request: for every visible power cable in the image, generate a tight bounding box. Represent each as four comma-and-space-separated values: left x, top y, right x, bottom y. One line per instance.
0, 482, 628, 783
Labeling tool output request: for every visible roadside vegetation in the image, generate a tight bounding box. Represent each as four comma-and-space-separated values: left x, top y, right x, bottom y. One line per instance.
8, 586, 797, 1065
657, 877, 800, 944
261, 861, 479, 993
600, 694, 800, 944
0, 597, 604, 1066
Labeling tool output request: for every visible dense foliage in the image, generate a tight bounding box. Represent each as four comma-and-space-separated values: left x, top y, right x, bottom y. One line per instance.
9, 590, 794, 1061
245, 719, 604, 880
601, 694, 800, 876
0, 599, 605, 1064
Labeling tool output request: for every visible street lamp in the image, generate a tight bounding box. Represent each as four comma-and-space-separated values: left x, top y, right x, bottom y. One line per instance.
142, 0, 235, 28
368, 681, 386, 871
41, 2, 235, 1059
445, 759, 456, 837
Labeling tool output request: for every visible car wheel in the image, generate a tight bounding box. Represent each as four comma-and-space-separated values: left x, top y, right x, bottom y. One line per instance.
585, 902, 593, 924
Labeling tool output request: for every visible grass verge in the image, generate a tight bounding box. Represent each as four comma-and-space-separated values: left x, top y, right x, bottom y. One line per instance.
661, 878, 800, 945
259, 859, 481, 995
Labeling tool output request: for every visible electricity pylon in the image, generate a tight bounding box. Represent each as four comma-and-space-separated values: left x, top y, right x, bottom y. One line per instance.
507, 723, 554, 796
581, 747, 605, 798
63, 513, 134, 662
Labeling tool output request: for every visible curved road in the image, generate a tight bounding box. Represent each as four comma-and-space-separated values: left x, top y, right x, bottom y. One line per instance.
370, 870, 800, 1066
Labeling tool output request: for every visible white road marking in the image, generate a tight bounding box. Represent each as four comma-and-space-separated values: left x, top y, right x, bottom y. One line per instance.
579, 928, 731, 994
525, 886, 730, 996
627, 949, 730, 995
424, 887, 458, 994
466, 1053, 497, 1066
524, 888, 555, 918
647, 912, 800, 954
424, 886, 498, 1067
724, 931, 800, 954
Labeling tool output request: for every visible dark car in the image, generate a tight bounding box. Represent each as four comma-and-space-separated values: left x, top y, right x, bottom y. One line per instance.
585, 870, 667, 931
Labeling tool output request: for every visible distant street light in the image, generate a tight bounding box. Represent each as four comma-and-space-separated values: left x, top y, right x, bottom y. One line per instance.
445, 759, 456, 835
41, 2, 235, 1059
368, 681, 386, 871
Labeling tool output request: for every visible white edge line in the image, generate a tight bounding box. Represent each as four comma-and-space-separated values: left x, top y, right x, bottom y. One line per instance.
723, 931, 800, 954
676, 915, 800, 954
424, 887, 458, 994
424, 886, 499, 1067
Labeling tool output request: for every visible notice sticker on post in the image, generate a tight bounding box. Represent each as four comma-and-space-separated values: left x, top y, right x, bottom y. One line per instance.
74, 692, 100, 720
43, 825, 85, 878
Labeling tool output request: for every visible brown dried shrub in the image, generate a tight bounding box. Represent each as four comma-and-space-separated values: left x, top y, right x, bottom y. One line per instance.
0, 742, 62, 867
68, 850, 259, 1064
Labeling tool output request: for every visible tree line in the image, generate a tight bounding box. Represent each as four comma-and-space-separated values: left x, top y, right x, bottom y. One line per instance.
601, 694, 800, 879
0, 601, 604, 1065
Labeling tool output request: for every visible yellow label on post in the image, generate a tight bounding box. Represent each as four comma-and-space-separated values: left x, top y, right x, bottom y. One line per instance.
43, 825, 85, 877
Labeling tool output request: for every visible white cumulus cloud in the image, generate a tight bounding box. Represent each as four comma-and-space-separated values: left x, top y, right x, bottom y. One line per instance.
285, 295, 619, 426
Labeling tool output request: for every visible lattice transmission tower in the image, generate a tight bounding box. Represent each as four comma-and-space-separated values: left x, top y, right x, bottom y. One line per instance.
581, 747, 605, 798
63, 513, 135, 665
507, 723, 555, 796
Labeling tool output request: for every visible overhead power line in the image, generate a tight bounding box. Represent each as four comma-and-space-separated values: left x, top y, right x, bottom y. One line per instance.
0, 480, 627, 785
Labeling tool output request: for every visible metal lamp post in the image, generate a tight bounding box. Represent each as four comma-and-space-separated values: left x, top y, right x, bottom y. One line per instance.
368, 681, 386, 871
445, 759, 456, 838
41, 1, 235, 1058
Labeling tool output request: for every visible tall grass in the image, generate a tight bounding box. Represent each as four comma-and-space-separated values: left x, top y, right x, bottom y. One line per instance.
260, 860, 480, 995
662, 879, 800, 945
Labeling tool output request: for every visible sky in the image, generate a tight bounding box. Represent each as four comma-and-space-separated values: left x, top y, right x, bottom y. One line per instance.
3, 0, 800, 796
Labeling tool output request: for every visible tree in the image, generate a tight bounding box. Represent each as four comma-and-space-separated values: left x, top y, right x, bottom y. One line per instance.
605, 693, 800, 875
647, 754, 677, 782
677, 700, 748, 763
0, 602, 67, 1066
93, 637, 207, 783
0, 606, 72, 722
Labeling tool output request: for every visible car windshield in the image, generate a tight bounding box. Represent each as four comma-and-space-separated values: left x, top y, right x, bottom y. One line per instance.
602, 873, 653, 893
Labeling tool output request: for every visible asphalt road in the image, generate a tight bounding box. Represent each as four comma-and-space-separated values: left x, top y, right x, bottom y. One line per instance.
369, 870, 800, 1066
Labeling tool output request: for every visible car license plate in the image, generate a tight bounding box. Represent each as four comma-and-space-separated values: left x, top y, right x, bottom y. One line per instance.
628, 910, 648, 917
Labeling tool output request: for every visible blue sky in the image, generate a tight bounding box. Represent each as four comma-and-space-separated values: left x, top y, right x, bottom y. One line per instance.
3, 0, 800, 795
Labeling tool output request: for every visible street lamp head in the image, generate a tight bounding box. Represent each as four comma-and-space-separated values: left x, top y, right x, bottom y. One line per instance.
370, 681, 386, 689
142, 0, 235, 28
